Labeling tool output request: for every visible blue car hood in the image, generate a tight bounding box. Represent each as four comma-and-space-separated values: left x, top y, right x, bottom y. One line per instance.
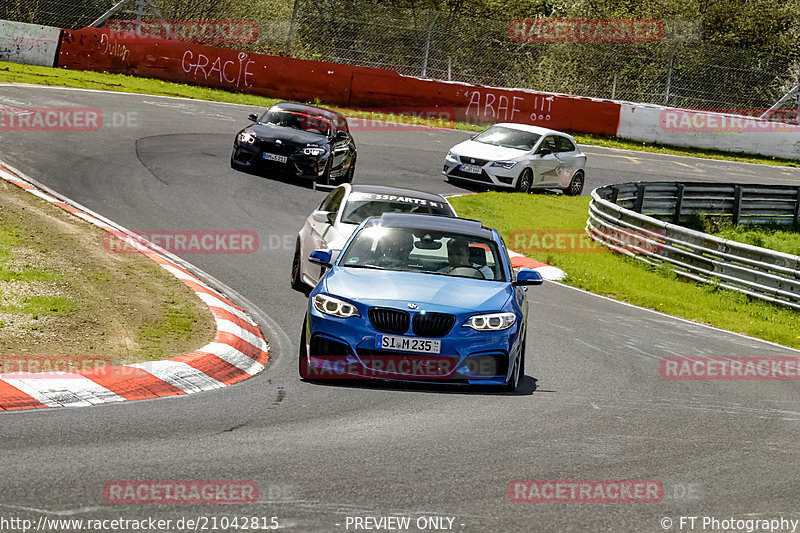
322, 268, 512, 312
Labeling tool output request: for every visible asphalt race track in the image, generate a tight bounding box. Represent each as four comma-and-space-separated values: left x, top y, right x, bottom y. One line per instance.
1, 84, 799, 533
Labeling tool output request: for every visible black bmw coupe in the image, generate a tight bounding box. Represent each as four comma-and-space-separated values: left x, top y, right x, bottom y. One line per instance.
231, 102, 357, 186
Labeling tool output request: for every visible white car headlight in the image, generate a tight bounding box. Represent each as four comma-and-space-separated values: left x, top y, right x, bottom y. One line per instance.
446, 151, 459, 161
464, 312, 516, 331
302, 147, 326, 156
313, 294, 360, 318
239, 131, 256, 144
490, 160, 517, 169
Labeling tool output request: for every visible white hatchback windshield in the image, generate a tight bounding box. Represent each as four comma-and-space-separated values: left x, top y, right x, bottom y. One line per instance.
472, 125, 541, 151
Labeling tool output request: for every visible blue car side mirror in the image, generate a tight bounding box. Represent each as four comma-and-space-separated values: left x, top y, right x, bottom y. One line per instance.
514, 268, 543, 286
309, 249, 333, 267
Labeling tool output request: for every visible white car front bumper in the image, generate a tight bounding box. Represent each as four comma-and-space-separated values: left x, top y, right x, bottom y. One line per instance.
442, 155, 519, 188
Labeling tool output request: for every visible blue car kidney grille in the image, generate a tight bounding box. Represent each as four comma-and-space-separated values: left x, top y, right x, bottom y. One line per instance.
368, 308, 410, 334
412, 313, 455, 337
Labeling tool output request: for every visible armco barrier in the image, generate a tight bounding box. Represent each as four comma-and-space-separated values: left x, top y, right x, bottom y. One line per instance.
0, 21, 62, 67
616, 102, 800, 160
587, 182, 800, 310
55, 27, 621, 136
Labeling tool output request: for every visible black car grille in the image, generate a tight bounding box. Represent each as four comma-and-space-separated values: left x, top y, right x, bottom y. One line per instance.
459, 156, 490, 166
412, 312, 455, 337
464, 352, 508, 377
449, 168, 493, 183
257, 140, 296, 156
355, 348, 462, 380
368, 308, 410, 334
310, 335, 350, 356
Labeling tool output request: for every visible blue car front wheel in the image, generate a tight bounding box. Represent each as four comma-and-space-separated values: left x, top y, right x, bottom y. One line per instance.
298, 316, 312, 380
504, 342, 525, 392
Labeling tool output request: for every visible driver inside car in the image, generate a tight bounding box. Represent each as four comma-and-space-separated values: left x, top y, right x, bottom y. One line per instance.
440, 238, 494, 279
373, 230, 415, 268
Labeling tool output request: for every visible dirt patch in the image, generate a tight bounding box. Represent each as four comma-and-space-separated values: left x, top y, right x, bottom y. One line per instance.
0, 179, 217, 364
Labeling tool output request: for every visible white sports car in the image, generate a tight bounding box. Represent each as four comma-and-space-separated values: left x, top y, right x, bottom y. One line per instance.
291, 184, 457, 291
443, 123, 587, 195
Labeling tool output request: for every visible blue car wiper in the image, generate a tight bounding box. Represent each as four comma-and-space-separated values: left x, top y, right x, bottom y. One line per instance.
343, 264, 390, 270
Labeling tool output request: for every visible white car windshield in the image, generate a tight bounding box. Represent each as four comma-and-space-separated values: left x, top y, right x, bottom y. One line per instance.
472, 126, 541, 151
339, 226, 505, 281
259, 109, 333, 136
340, 193, 454, 225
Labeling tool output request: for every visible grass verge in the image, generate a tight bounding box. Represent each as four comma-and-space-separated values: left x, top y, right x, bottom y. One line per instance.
699, 220, 800, 257
0, 177, 217, 363
1, 61, 797, 168
449, 192, 800, 349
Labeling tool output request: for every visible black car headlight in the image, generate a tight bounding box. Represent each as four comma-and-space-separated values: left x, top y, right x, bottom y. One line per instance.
239, 131, 256, 144
301, 147, 326, 156
313, 294, 360, 318
464, 312, 516, 331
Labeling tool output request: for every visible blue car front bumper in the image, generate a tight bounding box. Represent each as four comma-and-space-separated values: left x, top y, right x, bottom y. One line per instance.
302, 306, 523, 386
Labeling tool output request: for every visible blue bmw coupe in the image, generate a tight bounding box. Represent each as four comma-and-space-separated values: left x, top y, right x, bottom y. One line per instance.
298, 213, 543, 391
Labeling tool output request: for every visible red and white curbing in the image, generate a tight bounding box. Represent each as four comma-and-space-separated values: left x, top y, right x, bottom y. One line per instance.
0, 164, 269, 411
508, 251, 566, 281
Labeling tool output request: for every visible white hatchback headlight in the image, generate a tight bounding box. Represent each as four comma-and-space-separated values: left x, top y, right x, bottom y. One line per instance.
464, 312, 516, 331
490, 160, 517, 169
313, 294, 360, 318
446, 151, 459, 161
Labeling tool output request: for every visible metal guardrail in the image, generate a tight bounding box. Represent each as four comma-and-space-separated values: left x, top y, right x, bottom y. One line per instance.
587, 181, 800, 310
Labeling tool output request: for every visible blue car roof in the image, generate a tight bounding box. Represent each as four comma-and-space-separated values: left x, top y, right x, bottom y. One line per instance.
369, 213, 495, 239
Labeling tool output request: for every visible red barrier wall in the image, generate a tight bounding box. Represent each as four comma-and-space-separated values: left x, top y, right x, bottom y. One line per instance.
58, 27, 621, 135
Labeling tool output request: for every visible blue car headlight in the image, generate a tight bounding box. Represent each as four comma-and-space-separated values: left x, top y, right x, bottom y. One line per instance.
313, 294, 360, 318
464, 312, 516, 331
302, 146, 326, 156
490, 160, 517, 169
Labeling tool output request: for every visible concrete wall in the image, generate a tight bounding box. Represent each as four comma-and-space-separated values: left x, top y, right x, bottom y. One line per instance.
3, 19, 798, 160
56, 27, 622, 136
0, 21, 62, 67
616, 102, 800, 160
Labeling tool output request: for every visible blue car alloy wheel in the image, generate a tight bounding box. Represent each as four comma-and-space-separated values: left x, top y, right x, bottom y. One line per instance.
298, 213, 542, 392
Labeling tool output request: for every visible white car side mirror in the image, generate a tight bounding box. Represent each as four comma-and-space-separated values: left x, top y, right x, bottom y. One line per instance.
311, 211, 333, 224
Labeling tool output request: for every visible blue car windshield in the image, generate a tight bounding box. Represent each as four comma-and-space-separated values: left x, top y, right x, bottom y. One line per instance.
339, 226, 506, 281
